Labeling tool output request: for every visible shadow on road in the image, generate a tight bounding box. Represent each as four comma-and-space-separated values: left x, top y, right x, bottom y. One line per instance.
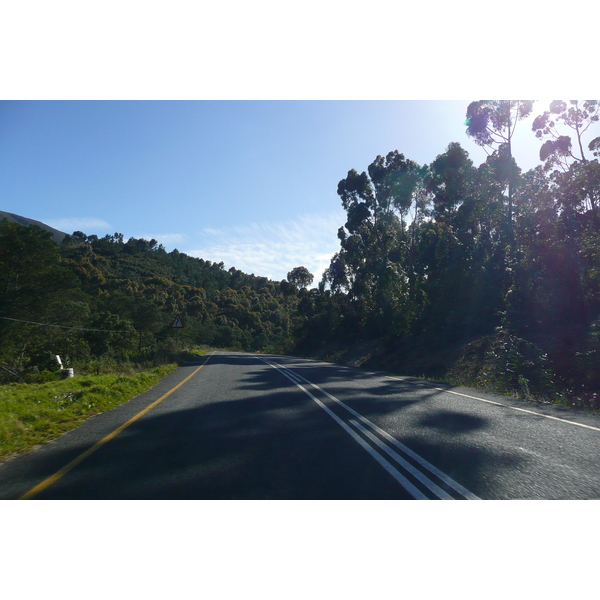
1, 351, 535, 500
10, 389, 413, 499
418, 410, 489, 433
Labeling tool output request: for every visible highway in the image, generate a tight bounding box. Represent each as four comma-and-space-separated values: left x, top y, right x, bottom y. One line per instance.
2, 350, 600, 499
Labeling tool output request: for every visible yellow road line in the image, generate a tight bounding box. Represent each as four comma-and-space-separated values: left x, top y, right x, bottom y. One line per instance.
19, 352, 214, 500
386, 375, 600, 433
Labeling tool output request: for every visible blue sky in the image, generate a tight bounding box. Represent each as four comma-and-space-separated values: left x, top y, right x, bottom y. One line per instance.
2, 99, 586, 283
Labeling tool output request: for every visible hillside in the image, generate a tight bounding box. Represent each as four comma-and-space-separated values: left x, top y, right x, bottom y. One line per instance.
0, 217, 304, 383
0, 211, 68, 244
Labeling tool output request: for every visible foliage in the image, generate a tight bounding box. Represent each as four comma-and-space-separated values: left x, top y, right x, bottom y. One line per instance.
465, 101, 533, 151
0, 219, 299, 381
286, 266, 314, 290
311, 103, 600, 406
465, 100, 533, 247
532, 100, 600, 170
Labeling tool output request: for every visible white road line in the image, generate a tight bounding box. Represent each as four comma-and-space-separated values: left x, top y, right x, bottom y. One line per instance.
386, 376, 600, 433
289, 368, 480, 499
262, 360, 428, 498
349, 420, 454, 499
259, 357, 479, 499
281, 369, 302, 384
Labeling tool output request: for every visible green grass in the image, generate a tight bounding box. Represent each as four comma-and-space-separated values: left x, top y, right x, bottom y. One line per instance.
0, 364, 177, 461
181, 346, 212, 360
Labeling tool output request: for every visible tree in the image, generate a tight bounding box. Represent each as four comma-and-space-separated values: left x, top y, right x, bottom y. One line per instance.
465, 100, 533, 239
466, 101, 534, 155
427, 142, 474, 222
287, 266, 314, 290
552, 160, 600, 232
0, 219, 86, 379
0, 219, 79, 320
328, 151, 425, 337
532, 101, 600, 231
532, 100, 600, 171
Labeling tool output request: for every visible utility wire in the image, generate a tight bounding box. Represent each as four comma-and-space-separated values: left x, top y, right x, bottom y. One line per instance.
0, 316, 140, 334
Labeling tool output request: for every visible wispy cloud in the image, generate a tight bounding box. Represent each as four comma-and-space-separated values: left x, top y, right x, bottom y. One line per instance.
187, 211, 345, 283
138, 233, 187, 246
45, 217, 112, 233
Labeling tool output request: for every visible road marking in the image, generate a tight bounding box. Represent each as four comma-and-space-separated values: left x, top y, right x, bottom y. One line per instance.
349, 419, 454, 499
291, 367, 479, 499
266, 364, 428, 499
386, 376, 600, 433
19, 352, 215, 500
259, 357, 479, 499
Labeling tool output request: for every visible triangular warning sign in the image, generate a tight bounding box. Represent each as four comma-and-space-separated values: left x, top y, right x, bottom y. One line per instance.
170, 314, 184, 328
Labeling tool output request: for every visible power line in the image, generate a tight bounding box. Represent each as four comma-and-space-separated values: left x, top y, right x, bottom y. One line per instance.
0, 316, 140, 334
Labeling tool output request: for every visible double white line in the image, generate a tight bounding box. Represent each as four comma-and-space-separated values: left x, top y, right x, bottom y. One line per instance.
258, 357, 480, 500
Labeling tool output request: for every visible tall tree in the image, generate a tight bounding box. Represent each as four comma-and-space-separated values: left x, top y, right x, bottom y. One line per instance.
532, 100, 600, 171
465, 100, 533, 240
328, 151, 424, 337
532, 100, 600, 231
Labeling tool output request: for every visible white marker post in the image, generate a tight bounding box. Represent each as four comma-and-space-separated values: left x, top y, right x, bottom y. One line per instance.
55, 354, 74, 378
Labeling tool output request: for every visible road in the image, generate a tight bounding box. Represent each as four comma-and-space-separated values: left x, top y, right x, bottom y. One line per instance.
2, 350, 600, 499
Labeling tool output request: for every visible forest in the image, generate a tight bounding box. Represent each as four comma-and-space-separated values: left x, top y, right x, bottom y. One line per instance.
2, 100, 600, 409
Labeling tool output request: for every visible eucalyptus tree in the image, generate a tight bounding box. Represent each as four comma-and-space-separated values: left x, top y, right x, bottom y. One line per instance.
332, 150, 425, 336
426, 142, 475, 224
532, 100, 600, 170
532, 100, 600, 232
415, 143, 511, 339
465, 100, 534, 240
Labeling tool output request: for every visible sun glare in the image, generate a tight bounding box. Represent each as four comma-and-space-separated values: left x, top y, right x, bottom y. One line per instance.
534, 100, 555, 113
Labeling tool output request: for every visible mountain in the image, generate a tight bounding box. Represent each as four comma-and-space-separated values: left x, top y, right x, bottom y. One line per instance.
0, 211, 69, 244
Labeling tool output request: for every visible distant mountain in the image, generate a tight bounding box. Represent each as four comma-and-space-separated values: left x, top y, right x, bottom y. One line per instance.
0, 211, 69, 244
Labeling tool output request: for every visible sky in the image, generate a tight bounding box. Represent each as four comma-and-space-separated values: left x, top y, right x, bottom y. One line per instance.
4, 99, 594, 284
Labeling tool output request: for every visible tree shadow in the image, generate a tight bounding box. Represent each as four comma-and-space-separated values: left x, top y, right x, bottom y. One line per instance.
237, 356, 447, 415
7, 390, 415, 500
418, 410, 489, 433
0, 351, 581, 500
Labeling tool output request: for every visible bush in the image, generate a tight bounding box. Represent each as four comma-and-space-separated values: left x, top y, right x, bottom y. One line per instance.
447, 329, 554, 398
24, 369, 57, 384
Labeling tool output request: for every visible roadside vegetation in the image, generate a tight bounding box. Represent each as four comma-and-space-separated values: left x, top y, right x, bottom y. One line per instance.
0, 347, 211, 461
304, 333, 599, 412
0, 364, 176, 461
295, 100, 600, 411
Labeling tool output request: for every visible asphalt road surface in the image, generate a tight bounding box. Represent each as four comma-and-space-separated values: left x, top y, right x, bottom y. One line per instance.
2, 350, 600, 499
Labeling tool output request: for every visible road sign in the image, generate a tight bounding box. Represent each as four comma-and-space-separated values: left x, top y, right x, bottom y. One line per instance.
170, 313, 184, 328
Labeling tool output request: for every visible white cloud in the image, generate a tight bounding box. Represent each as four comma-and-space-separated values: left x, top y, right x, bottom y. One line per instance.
187, 210, 345, 284
45, 217, 111, 233
138, 233, 187, 246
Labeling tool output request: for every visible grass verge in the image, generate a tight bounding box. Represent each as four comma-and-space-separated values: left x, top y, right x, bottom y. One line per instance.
0, 363, 177, 462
